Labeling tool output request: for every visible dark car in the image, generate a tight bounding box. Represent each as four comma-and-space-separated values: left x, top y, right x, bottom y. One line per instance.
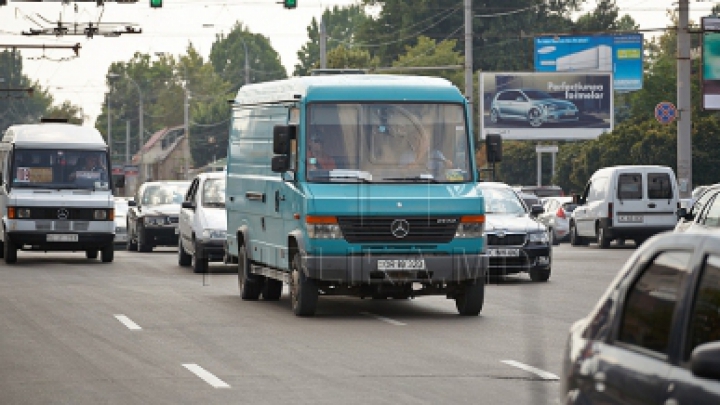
127, 181, 190, 252
561, 232, 720, 404
675, 183, 720, 234
477, 182, 551, 282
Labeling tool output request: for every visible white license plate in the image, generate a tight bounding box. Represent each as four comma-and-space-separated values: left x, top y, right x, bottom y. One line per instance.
47, 234, 78, 242
377, 259, 426, 270
618, 215, 643, 223
488, 248, 520, 257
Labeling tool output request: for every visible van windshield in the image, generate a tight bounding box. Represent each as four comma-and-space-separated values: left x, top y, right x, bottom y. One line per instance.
11, 149, 110, 191
305, 103, 471, 183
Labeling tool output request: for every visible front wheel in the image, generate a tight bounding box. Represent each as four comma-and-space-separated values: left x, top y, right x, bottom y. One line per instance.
4, 232, 17, 264
137, 227, 152, 253
290, 251, 318, 316
527, 108, 543, 128
455, 279, 485, 316
178, 239, 191, 267
101, 244, 114, 263
529, 268, 551, 282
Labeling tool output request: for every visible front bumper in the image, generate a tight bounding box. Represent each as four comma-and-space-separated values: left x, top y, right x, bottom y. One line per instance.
488, 244, 551, 275
8, 231, 114, 251
141, 227, 179, 247
196, 239, 224, 262
302, 253, 488, 284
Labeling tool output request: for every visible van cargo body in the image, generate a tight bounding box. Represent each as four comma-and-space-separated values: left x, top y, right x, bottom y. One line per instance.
0, 123, 115, 263
226, 74, 488, 316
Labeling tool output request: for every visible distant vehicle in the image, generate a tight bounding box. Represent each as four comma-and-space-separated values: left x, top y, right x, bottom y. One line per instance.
0, 121, 115, 264
126, 180, 190, 252
537, 196, 577, 245
562, 231, 720, 404
178, 172, 227, 273
114, 197, 132, 246
489, 89, 579, 128
570, 165, 679, 248
477, 182, 551, 282
516, 185, 564, 198
675, 184, 720, 234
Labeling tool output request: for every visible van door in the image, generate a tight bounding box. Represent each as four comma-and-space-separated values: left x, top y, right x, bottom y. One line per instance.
615, 171, 646, 226
579, 176, 608, 237
644, 171, 678, 229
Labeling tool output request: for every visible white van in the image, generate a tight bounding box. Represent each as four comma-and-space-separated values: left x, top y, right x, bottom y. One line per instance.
0, 121, 115, 263
570, 165, 679, 248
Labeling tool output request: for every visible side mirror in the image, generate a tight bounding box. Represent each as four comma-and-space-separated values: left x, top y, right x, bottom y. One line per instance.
273, 125, 296, 155
691, 341, 720, 381
676, 207, 688, 220
530, 204, 544, 216
181, 201, 195, 210
271, 155, 290, 173
128, 200, 137, 207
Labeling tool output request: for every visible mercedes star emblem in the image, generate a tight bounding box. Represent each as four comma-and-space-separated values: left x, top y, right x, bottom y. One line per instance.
390, 219, 410, 239
57, 208, 69, 220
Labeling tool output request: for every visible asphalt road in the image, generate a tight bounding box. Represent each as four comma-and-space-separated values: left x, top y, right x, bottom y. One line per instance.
0, 243, 636, 405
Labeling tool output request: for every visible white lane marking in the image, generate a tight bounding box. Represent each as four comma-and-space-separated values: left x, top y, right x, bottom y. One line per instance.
360, 312, 406, 326
501, 360, 559, 380
114, 314, 142, 330
182, 364, 231, 388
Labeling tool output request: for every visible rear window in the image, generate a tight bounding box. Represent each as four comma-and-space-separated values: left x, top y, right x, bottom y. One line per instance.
648, 173, 673, 199
618, 173, 642, 200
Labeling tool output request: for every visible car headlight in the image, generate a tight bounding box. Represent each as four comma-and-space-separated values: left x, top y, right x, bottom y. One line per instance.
542, 104, 557, 111
144, 216, 166, 226
94, 209, 108, 220
17, 208, 31, 218
455, 215, 485, 238
202, 229, 227, 239
528, 231, 549, 244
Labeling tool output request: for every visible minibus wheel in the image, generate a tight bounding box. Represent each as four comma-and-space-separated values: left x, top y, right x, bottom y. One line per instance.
290, 252, 318, 316
455, 279, 484, 316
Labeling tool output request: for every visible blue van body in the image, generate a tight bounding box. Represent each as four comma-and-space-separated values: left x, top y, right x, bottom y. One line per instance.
226, 74, 488, 316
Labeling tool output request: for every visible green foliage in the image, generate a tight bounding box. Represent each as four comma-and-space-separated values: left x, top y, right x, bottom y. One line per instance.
326, 45, 378, 70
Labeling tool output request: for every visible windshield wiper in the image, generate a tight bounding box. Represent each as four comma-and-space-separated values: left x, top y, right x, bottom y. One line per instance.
382, 176, 440, 183
311, 174, 372, 183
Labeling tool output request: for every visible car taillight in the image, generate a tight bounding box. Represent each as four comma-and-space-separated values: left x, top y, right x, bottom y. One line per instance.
556, 207, 566, 219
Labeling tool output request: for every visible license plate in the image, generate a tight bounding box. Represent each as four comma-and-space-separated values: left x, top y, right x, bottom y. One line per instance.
618, 215, 643, 223
377, 259, 426, 270
488, 248, 520, 257
47, 234, 78, 242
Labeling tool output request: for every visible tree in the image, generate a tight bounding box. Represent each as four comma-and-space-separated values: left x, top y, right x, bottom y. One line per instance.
391, 36, 463, 85
326, 45, 378, 70
294, 5, 370, 76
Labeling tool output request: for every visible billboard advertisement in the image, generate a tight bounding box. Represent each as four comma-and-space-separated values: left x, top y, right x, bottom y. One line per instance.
480, 72, 613, 140
702, 18, 720, 110
535, 34, 643, 91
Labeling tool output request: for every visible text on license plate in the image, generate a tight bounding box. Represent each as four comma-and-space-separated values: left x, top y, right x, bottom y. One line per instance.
618, 215, 643, 223
488, 248, 520, 257
47, 234, 78, 242
377, 259, 426, 270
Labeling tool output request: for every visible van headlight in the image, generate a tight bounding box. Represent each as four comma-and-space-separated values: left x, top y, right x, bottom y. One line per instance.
202, 229, 226, 239
94, 209, 107, 220
528, 231, 549, 244
455, 215, 485, 238
17, 208, 32, 219
306, 216, 343, 239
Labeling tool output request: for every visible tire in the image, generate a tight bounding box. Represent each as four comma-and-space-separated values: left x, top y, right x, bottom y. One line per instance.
127, 221, 138, 251
289, 251, 318, 316
490, 108, 501, 124
0, 239, 5, 259
597, 226, 610, 249
85, 250, 98, 259
262, 278, 283, 301
550, 228, 559, 246
4, 232, 17, 264
101, 244, 114, 263
527, 108, 543, 128
137, 227, 152, 253
530, 267, 551, 282
570, 223, 586, 246
455, 279, 485, 316
178, 239, 191, 267
238, 242, 262, 300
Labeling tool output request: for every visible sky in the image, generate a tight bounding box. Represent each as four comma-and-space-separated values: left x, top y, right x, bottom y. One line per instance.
0, 0, 718, 126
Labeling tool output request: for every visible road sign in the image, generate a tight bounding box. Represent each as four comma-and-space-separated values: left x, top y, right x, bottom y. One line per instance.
535, 145, 559, 153
655, 101, 677, 124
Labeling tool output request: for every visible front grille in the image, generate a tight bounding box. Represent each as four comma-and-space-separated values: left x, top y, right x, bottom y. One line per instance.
489, 256, 531, 269
33, 220, 90, 231
168, 217, 179, 224
337, 216, 459, 243
55, 221, 70, 231
16, 207, 110, 221
487, 233, 526, 246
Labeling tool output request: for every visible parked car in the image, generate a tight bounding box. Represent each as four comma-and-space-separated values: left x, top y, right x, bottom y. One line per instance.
675, 184, 720, 234
126, 181, 190, 252
178, 172, 227, 273
537, 196, 577, 245
477, 182, 551, 282
570, 165, 679, 248
489, 89, 579, 128
113, 197, 132, 247
561, 231, 720, 404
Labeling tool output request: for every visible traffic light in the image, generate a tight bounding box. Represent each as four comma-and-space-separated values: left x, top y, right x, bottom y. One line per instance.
150, 0, 162, 8
283, 0, 296, 9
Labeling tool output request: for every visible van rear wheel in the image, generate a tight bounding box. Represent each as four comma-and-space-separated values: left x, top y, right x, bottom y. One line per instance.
262, 279, 283, 301
238, 242, 262, 300
597, 226, 611, 249
570, 223, 586, 246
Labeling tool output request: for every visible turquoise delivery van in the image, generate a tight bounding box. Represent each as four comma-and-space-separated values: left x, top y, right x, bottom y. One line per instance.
225, 74, 488, 316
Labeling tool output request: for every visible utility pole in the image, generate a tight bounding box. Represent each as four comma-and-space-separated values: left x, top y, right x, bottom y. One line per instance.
320, 18, 327, 69
677, 0, 692, 198
464, 0, 473, 128
184, 88, 190, 179
242, 40, 250, 86
107, 93, 113, 169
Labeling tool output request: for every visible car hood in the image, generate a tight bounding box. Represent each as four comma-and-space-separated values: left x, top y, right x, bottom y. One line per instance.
199, 207, 227, 231
538, 99, 576, 109
139, 204, 181, 216
485, 214, 545, 233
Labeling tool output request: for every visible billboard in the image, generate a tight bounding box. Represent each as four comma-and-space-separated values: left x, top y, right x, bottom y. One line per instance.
535, 34, 643, 91
703, 18, 720, 110
480, 72, 613, 140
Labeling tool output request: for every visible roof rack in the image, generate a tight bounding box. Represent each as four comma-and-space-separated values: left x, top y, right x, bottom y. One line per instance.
40, 118, 69, 123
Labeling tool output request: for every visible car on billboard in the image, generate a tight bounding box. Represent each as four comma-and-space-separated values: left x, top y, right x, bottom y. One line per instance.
489, 89, 579, 128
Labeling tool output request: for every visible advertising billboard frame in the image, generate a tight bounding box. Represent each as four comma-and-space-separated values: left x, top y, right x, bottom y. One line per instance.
702, 17, 720, 110
479, 71, 614, 141
534, 33, 643, 91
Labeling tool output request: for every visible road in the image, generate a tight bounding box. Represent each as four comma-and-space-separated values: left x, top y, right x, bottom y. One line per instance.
0, 243, 636, 405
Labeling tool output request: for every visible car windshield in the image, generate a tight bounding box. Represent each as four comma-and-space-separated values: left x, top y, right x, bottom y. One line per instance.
11, 148, 110, 191
523, 90, 553, 100
141, 183, 189, 206
481, 187, 527, 214
305, 103, 472, 184
202, 178, 226, 208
